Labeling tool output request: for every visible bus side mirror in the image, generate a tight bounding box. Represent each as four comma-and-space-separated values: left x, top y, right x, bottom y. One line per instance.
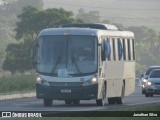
101, 39, 111, 61
31, 43, 39, 67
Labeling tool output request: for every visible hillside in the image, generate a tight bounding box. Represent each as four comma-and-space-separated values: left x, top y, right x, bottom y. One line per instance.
43, 0, 160, 31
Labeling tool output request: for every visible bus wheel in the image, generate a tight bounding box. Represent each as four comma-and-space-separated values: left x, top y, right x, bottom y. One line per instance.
145, 93, 149, 97
43, 99, 53, 107
116, 83, 125, 104
65, 100, 72, 105
150, 94, 153, 97
96, 99, 104, 106
108, 98, 115, 104
73, 100, 80, 105
96, 83, 105, 106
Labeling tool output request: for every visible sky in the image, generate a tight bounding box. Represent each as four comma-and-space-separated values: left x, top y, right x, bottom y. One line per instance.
43, 0, 160, 31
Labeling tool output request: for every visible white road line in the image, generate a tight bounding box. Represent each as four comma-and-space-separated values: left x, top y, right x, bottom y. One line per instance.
126, 100, 160, 106
69, 107, 104, 111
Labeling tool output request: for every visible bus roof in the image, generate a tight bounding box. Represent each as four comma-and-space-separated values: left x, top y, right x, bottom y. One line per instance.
59, 23, 118, 30
38, 28, 134, 39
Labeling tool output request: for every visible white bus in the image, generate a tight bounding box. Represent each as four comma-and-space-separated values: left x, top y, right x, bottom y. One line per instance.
31, 23, 135, 106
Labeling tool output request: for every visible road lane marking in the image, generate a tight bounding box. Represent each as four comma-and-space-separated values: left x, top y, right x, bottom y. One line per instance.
61, 107, 104, 111
126, 100, 160, 106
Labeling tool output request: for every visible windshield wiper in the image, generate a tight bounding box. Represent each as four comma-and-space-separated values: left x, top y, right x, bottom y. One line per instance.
51, 57, 61, 74
72, 56, 81, 73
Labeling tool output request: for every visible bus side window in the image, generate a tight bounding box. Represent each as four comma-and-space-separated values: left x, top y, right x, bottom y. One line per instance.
127, 39, 131, 60
129, 38, 134, 60
101, 38, 111, 61
122, 39, 126, 61
106, 38, 111, 61
112, 38, 118, 61
112, 38, 116, 61
132, 39, 135, 60
118, 39, 123, 61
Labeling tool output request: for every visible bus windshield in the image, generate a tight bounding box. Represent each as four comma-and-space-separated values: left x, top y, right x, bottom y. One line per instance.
37, 35, 98, 77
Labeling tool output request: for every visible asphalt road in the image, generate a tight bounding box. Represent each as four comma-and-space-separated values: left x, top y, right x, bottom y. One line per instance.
0, 86, 160, 111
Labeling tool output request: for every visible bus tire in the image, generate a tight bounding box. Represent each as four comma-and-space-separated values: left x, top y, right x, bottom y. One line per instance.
96, 83, 105, 106
116, 83, 125, 104
65, 100, 72, 105
96, 99, 104, 106
150, 94, 153, 97
43, 99, 53, 107
108, 98, 115, 104
73, 100, 80, 105
145, 93, 149, 97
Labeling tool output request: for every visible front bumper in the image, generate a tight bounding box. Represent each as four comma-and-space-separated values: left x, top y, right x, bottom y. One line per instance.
145, 85, 160, 94
36, 83, 98, 100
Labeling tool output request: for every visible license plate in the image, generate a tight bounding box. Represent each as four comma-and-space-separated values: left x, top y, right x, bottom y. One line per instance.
61, 89, 71, 93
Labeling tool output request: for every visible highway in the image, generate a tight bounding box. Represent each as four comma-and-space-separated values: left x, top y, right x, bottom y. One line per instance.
0, 86, 160, 111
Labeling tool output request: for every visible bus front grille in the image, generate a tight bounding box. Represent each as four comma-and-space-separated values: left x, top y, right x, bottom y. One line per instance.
49, 82, 83, 87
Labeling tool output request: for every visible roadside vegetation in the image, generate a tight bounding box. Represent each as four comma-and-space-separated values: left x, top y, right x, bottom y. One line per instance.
0, 72, 36, 94
0, 1, 159, 120
0, 0, 160, 94
1, 0, 160, 76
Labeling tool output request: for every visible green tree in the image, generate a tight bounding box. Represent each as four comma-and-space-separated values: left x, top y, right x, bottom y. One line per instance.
102, 19, 124, 29
15, 7, 81, 40
15, 6, 39, 40
127, 26, 160, 76
0, 48, 5, 70
0, 0, 44, 71
2, 38, 34, 73
0, 0, 43, 16
3, 7, 82, 73
76, 8, 101, 23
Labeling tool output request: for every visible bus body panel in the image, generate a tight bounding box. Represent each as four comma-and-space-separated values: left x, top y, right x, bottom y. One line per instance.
36, 74, 99, 100
104, 61, 135, 97
124, 61, 135, 96
33, 26, 135, 104
36, 83, 98, 100
104, 61, 124, 98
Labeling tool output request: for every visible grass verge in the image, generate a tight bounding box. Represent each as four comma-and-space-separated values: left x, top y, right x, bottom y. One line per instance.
0, 74, 36, 94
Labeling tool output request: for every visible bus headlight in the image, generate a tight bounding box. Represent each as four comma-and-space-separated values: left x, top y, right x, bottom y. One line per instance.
83, 77, 97, 86
36, 76, 42, 84
142, 79, 147, 83
147, 81, 152, 86
36, 76, 50, 86
91, 77, 97, 83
